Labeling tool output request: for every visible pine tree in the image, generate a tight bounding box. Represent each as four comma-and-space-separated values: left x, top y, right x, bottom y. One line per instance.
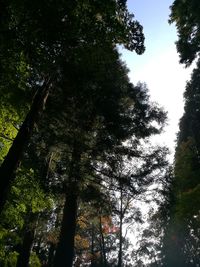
170, 0, 200, 65
0, 0, 145, 213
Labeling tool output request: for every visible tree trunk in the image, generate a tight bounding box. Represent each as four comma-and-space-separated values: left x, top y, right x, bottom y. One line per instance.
0, 78, 52, 213
99, 216, 107, 267
53, 146, 81, 267
118, 188, 123, 267
16, 212, 39, 267
53, 185, 78, 267
90, 223, 96, 267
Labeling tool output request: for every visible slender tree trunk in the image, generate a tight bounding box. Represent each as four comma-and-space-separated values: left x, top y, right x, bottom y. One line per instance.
53, 146, 81, 267
118, 187, 123, 267
16, 212, 39, 267
91, 223, 96, 267
99, 216, 107, 267
99, 237, 104, 267
0, 78, 52, 213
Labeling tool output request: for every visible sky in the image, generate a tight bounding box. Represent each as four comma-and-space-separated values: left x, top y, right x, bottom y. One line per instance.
121, 0, 195, 159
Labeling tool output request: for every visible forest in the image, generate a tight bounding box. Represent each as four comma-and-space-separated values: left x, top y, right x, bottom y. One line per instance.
0, 0, 200, 266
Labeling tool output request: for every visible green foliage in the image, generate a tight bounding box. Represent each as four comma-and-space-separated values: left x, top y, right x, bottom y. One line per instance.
0, 167, 54, 265
170, 0, 200, 65
0, 47, 30, 164
0, 2, 169, 267
0, 251, 19, 267
178, 184, 200, 216
160, 39, 200, 267
174, 61, 200, 220
29, 252, 41, 267
0, 106, 19, 162
3, 168, 53, 222
175, 137, 200, 193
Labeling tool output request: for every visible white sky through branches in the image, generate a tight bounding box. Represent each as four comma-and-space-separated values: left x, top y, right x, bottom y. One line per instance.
121, 0, 195, 159
118, 2, 196, 260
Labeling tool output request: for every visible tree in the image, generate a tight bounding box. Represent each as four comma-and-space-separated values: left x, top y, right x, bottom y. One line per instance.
0, 0, 145, 213
160, 59, 200, 266
51, 54, 166, 266
170, 0, 200, 65
0, 167, 53, 267
0, 3, 169, 267
166, 2, 200, 265
0, 78, 52, 214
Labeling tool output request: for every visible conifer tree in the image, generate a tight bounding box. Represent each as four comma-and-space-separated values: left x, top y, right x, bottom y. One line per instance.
0, 0, 145, 213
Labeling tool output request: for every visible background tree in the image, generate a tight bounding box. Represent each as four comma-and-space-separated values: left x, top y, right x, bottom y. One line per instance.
170, 0, 200, 65
159, 60, 200, 266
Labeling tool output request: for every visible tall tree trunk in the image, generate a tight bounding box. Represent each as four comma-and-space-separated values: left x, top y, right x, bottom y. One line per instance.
118, 187, 123, 267
0, 78, 52, 213
53, 185, 78, 267
16, 212, 39, 267
53, 146, 81, 267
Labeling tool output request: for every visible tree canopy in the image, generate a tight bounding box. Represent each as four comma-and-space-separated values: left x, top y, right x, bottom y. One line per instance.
170, 0, 200, 65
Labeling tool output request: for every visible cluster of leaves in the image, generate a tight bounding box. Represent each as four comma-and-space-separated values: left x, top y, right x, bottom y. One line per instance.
170, 0, 200, 66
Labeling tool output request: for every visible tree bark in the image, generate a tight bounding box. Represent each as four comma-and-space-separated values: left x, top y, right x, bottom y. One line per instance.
53, 185, 78, 267
118, 187, 123, 267
53, 146, 81, 267
90, 224, 95, 267
99, 216, 107, 267
0, 78, 52, 213
16, 212, 39, 267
